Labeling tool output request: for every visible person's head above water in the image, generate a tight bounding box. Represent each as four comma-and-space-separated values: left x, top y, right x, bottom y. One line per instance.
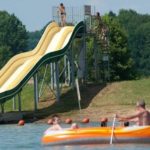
71, 123, 79, 129
136, 100, 145, 109
52, 114, 60, 124
60, 3, 64, 6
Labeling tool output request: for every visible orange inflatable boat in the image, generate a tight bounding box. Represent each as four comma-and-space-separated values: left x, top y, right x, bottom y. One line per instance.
42, 126, 150, 145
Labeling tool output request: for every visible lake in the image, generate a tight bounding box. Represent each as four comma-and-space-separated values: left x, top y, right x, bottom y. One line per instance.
0, 123, 150, 150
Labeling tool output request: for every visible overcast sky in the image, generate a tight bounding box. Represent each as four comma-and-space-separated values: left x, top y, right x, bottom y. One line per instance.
0, 0, 149, 31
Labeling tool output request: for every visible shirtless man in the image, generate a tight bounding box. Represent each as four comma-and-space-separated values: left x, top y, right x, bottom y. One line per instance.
58, 3, 66, 27
116, 100, 150, 126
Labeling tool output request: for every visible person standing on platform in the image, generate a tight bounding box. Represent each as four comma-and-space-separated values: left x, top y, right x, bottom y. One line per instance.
58, 3, 66, 27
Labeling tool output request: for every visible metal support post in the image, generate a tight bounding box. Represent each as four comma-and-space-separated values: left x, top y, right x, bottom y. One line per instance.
83, 25, 87, 82
18, 92, 21, 112
64, 56, 68, 85
94, 37, 99, 80
13, 96, 16, 110
77, 37, 86, 84
50, 63, 55, 89
70, 47, 75, 88
75, 78, 81, 111
1, 103, 4, 113
39, 64, 48, 97
55, 61, 60, 102
34, 73, 39, 111
67, 57, 71, 85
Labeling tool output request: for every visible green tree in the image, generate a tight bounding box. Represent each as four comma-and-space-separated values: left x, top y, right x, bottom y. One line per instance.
132, 22, 150, 76
27, 22, 50, 50
0, 11, 28, 68
118, 9, 150, 76
103, 14, 135, 80
0, 46, 12, 68
27, 30, 43, 50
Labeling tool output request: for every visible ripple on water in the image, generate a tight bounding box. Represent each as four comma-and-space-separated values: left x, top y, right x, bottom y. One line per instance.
0, 123, 150, 150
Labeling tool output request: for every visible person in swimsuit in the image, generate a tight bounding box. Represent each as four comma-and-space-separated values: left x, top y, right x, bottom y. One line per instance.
45, 115, 62, 132
116, 100, 150, 126
70, 123, 79, 129
58, 3, 66, 27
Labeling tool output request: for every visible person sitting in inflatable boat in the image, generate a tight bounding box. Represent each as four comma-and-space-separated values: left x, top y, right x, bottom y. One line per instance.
116, 100, 150, 126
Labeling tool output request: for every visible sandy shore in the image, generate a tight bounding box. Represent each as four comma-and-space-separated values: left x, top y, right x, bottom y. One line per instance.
35, 105, 135, 124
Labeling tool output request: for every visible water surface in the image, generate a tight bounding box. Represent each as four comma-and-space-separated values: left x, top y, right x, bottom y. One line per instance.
0, 123, 149, 150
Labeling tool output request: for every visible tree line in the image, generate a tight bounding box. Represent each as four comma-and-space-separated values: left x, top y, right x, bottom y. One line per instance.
0, 9, 150, 81
0, 11, 28, 68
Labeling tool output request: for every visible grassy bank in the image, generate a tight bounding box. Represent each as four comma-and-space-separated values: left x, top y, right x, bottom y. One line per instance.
3, 78, 150, 122
91, 78, 150, 107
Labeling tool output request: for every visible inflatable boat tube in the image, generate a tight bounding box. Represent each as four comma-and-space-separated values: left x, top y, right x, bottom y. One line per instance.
42, 126, 150, 145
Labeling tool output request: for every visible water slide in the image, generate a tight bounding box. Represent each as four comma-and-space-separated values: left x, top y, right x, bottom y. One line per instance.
0, 21, 84, 103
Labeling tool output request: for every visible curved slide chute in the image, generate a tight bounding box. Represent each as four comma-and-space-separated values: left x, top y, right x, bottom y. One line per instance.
0, 21, 84, 103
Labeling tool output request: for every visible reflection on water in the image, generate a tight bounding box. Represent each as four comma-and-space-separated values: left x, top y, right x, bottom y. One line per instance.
43, 144, 150, 150
0, 123, 150, 150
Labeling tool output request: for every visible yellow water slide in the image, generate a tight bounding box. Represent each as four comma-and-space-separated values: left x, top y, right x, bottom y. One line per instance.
0, 21, 84, 102
0, 22, 59, 80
